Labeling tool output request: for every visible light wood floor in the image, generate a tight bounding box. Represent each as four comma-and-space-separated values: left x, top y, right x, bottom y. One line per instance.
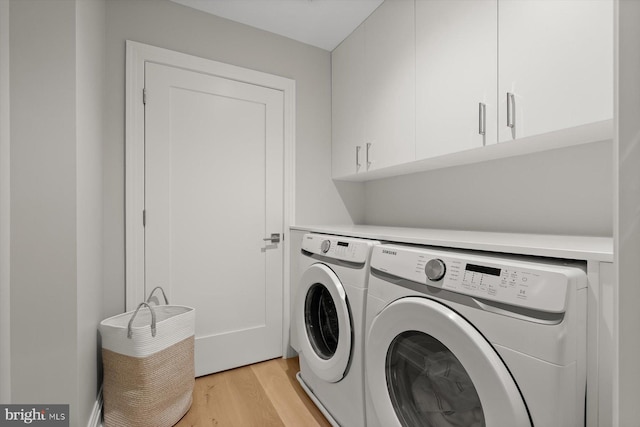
175, 357, 332, 427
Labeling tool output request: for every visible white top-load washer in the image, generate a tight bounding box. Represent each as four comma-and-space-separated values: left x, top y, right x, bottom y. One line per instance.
365, 244, 587, 427
294, 233, 379, 427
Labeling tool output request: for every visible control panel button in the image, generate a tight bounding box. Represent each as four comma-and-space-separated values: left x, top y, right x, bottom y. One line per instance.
425, 258, 446, 281
320, 240, 331, 254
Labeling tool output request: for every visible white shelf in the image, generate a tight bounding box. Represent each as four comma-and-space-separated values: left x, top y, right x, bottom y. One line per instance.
290, 225, 613, 262
333, 120, 613, 182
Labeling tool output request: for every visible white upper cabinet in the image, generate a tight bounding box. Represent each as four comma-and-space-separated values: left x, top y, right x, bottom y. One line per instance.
364, 0, 415, 171
331, 0, 613, 180
331, 0, 415, 178
498, 0, 613, 142
332, 24, 366, 178
416, 0, 498, 159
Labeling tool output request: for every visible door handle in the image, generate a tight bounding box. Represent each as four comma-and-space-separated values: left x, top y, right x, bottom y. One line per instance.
263, 233, 281, 244
356, 146, 362, 171
366, 142, 372, 169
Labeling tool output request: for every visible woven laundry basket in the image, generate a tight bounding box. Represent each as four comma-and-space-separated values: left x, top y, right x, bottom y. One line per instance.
100, 290, 195, 427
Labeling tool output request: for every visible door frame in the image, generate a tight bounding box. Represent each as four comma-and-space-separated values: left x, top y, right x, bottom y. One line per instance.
125, 40, 296, 356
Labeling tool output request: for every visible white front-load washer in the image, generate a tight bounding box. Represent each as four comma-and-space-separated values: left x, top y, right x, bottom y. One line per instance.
295, 233, 379, 427
365, 244, 587, 427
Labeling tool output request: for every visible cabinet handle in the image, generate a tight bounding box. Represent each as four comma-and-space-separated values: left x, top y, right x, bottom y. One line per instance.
506, 92, 516, 129
478, 102, 486, 137
356, 146, 362, 171
366, 143, 372, 169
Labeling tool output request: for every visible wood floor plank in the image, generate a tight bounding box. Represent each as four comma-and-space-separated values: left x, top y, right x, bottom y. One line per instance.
225, 365, 285, 426
174, 357, 329, 427
175, 363, 284, 426
175, 368, 234, 427
251, 358, 332, 427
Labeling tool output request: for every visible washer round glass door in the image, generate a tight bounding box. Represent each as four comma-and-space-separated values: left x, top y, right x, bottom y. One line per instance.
296, 263, 352, 383
366, 297, 531, 427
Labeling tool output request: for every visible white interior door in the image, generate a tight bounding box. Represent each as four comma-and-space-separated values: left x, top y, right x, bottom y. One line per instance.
144, 62, 284, 377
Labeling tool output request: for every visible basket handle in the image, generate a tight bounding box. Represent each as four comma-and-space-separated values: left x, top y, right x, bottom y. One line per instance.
146, 286, 169, 305
127, 302, 156, 338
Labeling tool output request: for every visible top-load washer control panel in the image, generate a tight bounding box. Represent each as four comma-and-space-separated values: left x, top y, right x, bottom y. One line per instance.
302, 233, 377, 264
371, 244, 586, 313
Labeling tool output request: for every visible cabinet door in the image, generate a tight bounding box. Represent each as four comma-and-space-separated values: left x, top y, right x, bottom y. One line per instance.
332, 24, 366, 178
416, 0, 497, 159
364, 0, 415, 170
498, 0, 613, 142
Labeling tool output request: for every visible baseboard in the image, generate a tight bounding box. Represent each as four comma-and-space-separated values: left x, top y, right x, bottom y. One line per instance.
87, 386, 103, 427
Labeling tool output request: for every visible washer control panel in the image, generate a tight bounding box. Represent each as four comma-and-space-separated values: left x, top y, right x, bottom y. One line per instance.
302, 234, 378, 264
372, 244, 585, 313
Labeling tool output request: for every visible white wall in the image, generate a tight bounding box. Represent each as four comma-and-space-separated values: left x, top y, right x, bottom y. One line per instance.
0, 0, 11, 404
615, 0, 640, 424
103, 0, 351, 316
10, 0, 79, 412
8, 0, 105, 425
364, 140, 612, 236
76, 0, 105, 423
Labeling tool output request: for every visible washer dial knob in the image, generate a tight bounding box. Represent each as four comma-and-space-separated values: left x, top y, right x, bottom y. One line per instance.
425, 259, 446, 281
320, 240, 331, 253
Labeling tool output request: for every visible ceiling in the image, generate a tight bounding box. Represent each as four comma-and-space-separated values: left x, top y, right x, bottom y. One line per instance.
170, 0, 384, 51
